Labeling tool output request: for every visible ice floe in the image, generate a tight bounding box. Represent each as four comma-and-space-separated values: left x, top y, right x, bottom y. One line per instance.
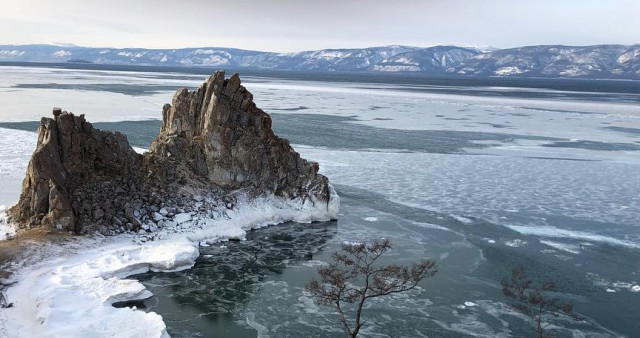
451, 215, 473, 224
540, 240, 581, 254
504, 239, 527, 248
510, 226, 638, 249
585, 272, 640, 294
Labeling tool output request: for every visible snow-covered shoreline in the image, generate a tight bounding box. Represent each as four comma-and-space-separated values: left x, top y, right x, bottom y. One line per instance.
0, 188, 339, 338
0, 206, 16, 241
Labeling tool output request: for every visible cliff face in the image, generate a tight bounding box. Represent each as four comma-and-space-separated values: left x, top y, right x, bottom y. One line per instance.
8, 71, 335, 234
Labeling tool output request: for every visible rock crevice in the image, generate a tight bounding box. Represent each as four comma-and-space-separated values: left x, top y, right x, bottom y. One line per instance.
8, 71, 335, 234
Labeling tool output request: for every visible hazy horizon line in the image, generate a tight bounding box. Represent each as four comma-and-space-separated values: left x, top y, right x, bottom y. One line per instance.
1, 42, 639, 54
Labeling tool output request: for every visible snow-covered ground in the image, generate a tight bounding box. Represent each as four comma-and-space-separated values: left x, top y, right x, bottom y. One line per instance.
0, 179, 339, 338
0, 207, 15, 242
3, 238, 198, 338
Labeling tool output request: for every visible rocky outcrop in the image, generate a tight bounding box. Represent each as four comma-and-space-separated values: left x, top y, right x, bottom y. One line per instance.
8, 110, 143, 232
7, 71, 335, 234
147, 71, 328, 199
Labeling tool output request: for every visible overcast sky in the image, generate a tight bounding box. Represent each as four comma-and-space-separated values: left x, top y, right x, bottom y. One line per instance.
1, 0, 638, 52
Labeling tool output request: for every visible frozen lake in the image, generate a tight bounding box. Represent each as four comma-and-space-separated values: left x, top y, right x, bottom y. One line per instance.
0, 65, 639, 336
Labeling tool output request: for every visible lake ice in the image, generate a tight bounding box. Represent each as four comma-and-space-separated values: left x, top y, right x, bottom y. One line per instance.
0, 65, 639, 337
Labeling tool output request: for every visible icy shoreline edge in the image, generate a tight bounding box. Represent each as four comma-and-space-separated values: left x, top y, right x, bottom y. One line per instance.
0, 188, 339, 338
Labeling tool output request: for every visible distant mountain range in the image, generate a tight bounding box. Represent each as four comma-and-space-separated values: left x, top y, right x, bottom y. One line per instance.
1, 43, 639, 79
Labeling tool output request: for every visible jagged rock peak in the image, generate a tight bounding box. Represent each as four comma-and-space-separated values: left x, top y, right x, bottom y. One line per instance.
148, 70, 328, 198
8, 71, 337, 234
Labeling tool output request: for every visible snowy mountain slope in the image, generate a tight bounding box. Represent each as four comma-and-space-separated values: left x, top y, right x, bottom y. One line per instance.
370, 46, 481, 72
242, 45, 423, 71
1, 44, 639, 79
614, 45, 640, 76
0, 44, 419, 71
0, 44, 265, 66
457, 45, 640, 78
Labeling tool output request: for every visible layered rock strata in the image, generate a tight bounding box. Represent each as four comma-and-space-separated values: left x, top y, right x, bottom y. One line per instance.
8, 71, 336, 234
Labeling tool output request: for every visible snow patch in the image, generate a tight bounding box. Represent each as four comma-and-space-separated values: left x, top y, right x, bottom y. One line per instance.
173, 213, 191, 224
0, 50, 25, 57
200, 56, 230, 66
371, 65, 421, 72
53, 50, 71, 57
194, 49, 216, 55
132, 146, 147, 154
0, 209, 16, 241
617, 49, 640, 64
494, 66, 523, 76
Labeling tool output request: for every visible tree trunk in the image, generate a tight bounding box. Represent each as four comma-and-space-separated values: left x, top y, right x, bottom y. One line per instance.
536, 305, 544, 338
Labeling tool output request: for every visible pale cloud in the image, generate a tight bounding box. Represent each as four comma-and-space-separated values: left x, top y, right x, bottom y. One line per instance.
0, 0, 638, 52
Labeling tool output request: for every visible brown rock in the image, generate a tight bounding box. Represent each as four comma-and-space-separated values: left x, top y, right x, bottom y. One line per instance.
8, 71, 335, 234
148, 70, 330, 200
8, 109, 142, 232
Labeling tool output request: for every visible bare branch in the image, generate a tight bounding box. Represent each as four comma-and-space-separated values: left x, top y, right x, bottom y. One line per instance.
502, 265, 581, 338
306, 239, 438, 337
